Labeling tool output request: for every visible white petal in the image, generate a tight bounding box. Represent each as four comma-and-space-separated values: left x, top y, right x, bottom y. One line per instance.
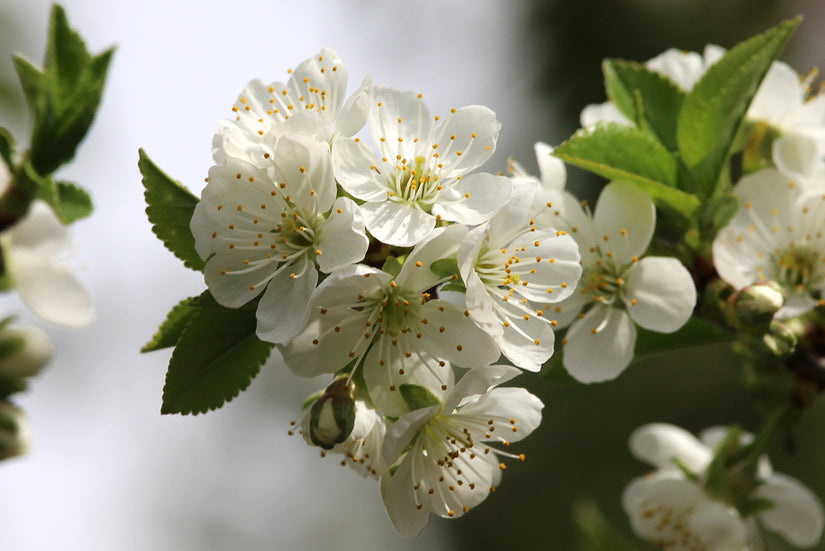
255, 260, 317, 344
382, 405, 440, 466
443, 364, 521, 412
748, 61, 803, 123
580, 102, 631, 128
369, 86, 431, 161
544, 290, 589, 329
453, 386, 544, 443
430, 105, 500, 177
432, 173, 511, 226
756, 473, 824, 547
534, 190, 599, 265
593, 181, 655, 265
623, 256, 696, 333
289, 47, 348, 117
629, 423, 712, 473
506, 229, 582, 303
360, 200, 435, 247
535, 142, 566, 191
315, 197, 368, 272
12, 253, 94, 328
6, 200, 67, 256
711, 224, 763, 290
335, 75, 371, 137
380, 454, 431, 537
645, 48, 705, 91
398, 224, 467, 293
773, 133, 820, 182
330, 137, 387, 201
495, 299, 556, 372
486, 180, 537, 248
417, 301, 500, 368
271, 134, 336, 213
363, 343, 453, 418
563, 306, 636, 383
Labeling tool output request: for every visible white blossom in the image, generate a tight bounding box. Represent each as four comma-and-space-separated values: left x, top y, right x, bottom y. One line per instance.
538, 181, 696, 382
280, 225, 500, 416
625, 423, 824, 549
0, 200, 93, 328
380, 365, 543, 537
190, 133, 368, 344
713, 168, 825, 319
213, 47, 370, 167
457, 180, 582, 371
331, 86, 511, 247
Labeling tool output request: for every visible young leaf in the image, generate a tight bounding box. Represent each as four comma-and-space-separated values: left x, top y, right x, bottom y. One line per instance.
53, 181, 93, 224
161, 294, 273, 415
603, 59, 685, 151
676, 18, 799, 197
14, 5, 114, 175
573, 499, 640, 551
139, 149, 204, 271
554, 123, 700, 219
0, 127, 14, 167
141, 296, 200, 353
430, 258, 460, 279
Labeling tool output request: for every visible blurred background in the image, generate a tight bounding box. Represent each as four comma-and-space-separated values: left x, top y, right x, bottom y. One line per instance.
1, 1, 824, 549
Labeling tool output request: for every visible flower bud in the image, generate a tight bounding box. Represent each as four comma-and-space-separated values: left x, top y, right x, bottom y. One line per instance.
763, 320, 799, 358
0, 325, 52, 380
726, 281, 784, 329
308, 377, 356, 450
0, 401, 30, 460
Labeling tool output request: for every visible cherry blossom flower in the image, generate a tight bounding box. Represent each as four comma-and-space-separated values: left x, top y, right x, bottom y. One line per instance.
457, 181, 582, 371
0, 200, 93, 328
213, 47, 370, 167
279, 225, 499, 416
713, 168, 825, 319
380, 365, 543, 537
331, 86, 511, 246
538, 181, 696, 382
190, 133, 368, 344
625, 423, 824, 549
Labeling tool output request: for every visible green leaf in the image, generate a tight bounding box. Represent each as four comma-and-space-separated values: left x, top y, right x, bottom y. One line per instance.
141, 296, 200, 352
603, 59, 685, 151
381, 256, 403, 277
633, 317, 734, 364
573, 499, 640, 551
161, 293, 273, 415
676, 18, 800, 197
701, 193, 739, 237
430, 257, 459, 279
399, 384, 441, 411
44, 5, 91, 93
139, 149, 204, 271
739, 497, 775, 517
554, 123, 700, 219
53, 181, 93, 223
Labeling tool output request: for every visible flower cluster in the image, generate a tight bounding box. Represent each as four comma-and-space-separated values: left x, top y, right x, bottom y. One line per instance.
623, 423, 824, 550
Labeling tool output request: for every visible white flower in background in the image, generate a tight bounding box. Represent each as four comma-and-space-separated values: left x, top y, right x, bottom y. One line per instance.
508, 141, 567, 194
580, 46, 721, 128
713, 168, 825, 319
624, 423, 824, 549
331, 86, 511, 246
190, 133, 368, 344
380, 365, 543, 537
0, 200, 93, 328
213, 47, 370, 167
457, 181, 582, 371
280, 225, 500, 416
538, 181, 696, 382
0, 324, 52, 380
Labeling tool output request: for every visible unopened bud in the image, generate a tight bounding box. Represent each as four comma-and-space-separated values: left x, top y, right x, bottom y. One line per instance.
0, 401, 30, 460
727, 281, 784, 329
0, 325, 52, 380
763, 320, 799, 357
308, 377, 356, 450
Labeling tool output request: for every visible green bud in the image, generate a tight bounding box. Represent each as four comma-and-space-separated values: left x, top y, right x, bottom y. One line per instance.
763, 320, 799, 357
308, 377, 356, 450
726, 281, 784, 329
0, 326, 52, 380
0, 401, 29, 460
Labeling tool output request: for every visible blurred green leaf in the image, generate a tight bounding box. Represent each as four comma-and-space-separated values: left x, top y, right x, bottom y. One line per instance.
676, 18, 799, 198
161, 292, 273, 415
141, 296, 199, 353
139, 148, 204, 271
0, 127, 14, 167
573, 499, 640, 551
603, 59, 685, 151
634, 317, 734, 362
701, 193, 739, 237
53, 181, 92, 223
554, 123, 700, 219
14, 5, 114, 175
